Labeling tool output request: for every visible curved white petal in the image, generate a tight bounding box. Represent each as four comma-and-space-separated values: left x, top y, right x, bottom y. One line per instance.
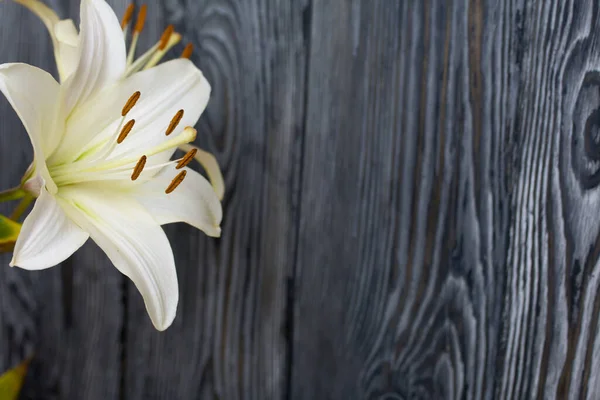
136, 167, 222, 237
10, 188, 89, 270
54, 59, 211, 165
0, 63, 61, 193
63, 0, 126, 113
11, 0, 78, 81
54, 19, 80, 80
55, 19, 79, 45
59, 187, 178, 330
179, 144, 225, 200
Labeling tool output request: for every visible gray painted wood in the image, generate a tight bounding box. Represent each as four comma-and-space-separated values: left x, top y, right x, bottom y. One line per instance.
292, 0, 600, 399
121, 0, 303, 399
2, 0, 600, 399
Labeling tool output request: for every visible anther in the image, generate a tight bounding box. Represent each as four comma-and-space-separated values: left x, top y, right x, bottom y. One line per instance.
117, 119, 136, 144
166, 110, 184, 136
131, 155, 147, 181
159, 25, 175, 50
122, 91, 141, 116
176, 148, 198, 169
134, 5, 147, 34
166, 170, 187, 194
181, 43, 194, 59
121, 4, 135, 29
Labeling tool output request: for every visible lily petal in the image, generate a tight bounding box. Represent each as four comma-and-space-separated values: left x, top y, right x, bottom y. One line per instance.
59, 187, 178, 330
63, 0, 126, 113
179, 144, 225, 200
54, 19, 80, 79
10, 188, 89, 270
55, 59, 210, 165
12, 0, 79, 81
0, 63, 62, 193
136, 167, 222, 237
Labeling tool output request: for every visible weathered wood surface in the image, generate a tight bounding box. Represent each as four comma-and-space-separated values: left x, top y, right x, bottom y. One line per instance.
2, 0, 600, 399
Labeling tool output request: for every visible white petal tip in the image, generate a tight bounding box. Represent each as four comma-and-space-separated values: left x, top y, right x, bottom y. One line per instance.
153, 323, 169, 332
151, 313, 175, 331
207, 226, 221, 238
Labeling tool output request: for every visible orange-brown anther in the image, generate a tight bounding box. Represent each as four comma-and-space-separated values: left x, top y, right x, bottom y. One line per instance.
131, 155, 147, 181
134, 5, 147, 34
158, 25, 175, 50
166, 110, 184, 136
121, 4, 135, 29
166, 170, 187, 194
117, 119, 136, 144
176, 148, 197, 169
181, 43, 194, 59
122, 91, 141, 116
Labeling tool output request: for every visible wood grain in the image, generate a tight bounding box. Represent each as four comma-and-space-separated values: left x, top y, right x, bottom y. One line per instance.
118, 0, 305, 399
3, 0, 600, 399
291, 0, 600, 399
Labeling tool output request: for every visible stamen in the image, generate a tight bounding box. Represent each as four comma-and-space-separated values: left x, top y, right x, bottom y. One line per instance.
82, 127, 197, 173
166, 110, 184, 136
176, 148, 197, 169
117, 119, 136, 144
143, 32, 182, 70
181, 43, 194, 59
166, 170, 187, 194
121, 4, 135, 29
179, 143, 225, 200
127, 5, 147, 66
158, 25, 175, 51
126, 43, 159, 75
134, 5, 147, 34
131, 155, 147, 181
122, 91, 141, 116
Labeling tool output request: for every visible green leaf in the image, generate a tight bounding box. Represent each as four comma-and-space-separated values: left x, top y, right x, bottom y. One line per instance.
0, 358, 30, 400
0, 215, 21, 253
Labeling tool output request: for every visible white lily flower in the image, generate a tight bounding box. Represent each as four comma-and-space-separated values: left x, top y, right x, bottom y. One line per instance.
0, 0, 224, 330
12, 0, 225, 199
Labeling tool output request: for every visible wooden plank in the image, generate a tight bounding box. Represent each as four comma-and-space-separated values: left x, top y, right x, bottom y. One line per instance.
500, 2, 600, 399
0, 1, 130, 398
122, 0, 305, 398
292, 0, 600, 398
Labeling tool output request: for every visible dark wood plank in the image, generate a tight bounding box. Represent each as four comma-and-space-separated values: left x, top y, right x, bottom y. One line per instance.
6, 0, 600, 398
292, 0, 600, 399
122, 0, 305, 398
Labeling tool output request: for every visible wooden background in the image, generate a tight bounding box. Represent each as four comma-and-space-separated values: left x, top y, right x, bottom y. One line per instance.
1, 0, 600, 398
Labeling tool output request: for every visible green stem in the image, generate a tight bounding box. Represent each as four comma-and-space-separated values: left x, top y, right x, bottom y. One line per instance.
0, 187, 26, 202
10, 194, 34, 221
